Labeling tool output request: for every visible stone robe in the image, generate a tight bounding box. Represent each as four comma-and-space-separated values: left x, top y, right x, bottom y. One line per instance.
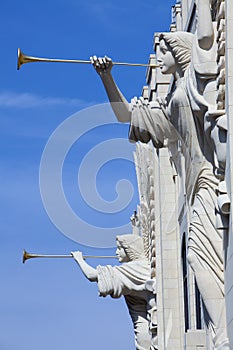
128, 63, 228, 347
97, 260, 156, 350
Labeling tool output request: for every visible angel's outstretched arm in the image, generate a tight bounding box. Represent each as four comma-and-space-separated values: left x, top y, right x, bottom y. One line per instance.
91, 56, 131, 123
72, 251, 98, 282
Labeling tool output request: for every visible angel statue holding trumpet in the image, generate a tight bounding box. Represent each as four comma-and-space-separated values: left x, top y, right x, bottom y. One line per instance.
72, 230, 157, 350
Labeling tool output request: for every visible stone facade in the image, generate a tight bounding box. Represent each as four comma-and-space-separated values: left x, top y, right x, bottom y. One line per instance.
137, 0, 232, 349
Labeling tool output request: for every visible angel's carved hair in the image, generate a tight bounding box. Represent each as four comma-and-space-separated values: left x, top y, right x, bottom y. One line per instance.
159, 31, 193, 73
116, 234, 145, 261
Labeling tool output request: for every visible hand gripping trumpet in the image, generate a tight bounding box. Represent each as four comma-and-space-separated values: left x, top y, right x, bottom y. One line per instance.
22, 249, 117, 264
17, 48, 159, 70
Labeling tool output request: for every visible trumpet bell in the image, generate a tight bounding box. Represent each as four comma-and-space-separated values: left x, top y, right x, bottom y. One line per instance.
17, 48, 40, 70
17, 48, 26, 70
22, 249, 29, 263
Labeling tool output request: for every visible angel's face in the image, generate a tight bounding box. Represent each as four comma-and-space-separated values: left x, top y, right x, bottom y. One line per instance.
116, 242, 130, 263
157, 39, 176, 75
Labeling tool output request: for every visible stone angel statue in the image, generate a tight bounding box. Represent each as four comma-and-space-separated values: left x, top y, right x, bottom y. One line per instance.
72, 233, 157, 350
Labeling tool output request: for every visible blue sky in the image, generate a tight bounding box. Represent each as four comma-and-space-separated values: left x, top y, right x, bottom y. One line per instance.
1, 1, 175, 349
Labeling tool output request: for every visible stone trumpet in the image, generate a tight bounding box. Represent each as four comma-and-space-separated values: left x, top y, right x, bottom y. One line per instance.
22, 249, 117, 264
17, 48, 159, 70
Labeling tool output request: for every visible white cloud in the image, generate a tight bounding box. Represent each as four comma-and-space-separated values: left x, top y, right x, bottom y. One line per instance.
0, 91, 89, 109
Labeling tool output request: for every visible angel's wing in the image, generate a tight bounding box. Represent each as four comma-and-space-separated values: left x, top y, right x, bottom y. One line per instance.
134, 143, 156, 278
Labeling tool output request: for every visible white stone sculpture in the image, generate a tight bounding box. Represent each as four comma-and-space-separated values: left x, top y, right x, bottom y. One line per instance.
72, 234, 157, 350
133, 144, 157, 346
90, 0, 229, 348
